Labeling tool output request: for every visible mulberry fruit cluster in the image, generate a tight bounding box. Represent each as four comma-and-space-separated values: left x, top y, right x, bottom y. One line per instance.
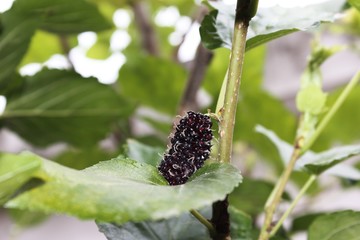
158, 111, 213, 185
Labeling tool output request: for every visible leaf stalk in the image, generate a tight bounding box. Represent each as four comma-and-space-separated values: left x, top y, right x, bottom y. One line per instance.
190, 209, 216, 236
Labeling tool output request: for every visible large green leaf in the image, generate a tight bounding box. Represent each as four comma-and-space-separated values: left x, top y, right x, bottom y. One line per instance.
2, 69, 134, 147
118, 55, 186, 114
5, 153, 242, 224
200, 0, 345, 50
0, 152, 41, 205
308, 211, 360, 240
0, 0, 111, 94
10, 0, 111, 34
0, 12, 37, 94
97, 208, 211, 240
256, 125, 360, 179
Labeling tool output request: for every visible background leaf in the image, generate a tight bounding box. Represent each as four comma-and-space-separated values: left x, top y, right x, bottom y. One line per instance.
124, 139, 164, 167
291, 213, 324, 233
349, 0, 360, 11
5, 153, 242, 224
229, 206, 252, 240
2, 69, 134, 147
315, 85, 360, 150
200, 0, 345, 50
54, 148, 117, 170
308, 211, 360, 240
97, 208, 211, 240
118, 55, 186, 114
229, 179, 290, 216
0, 12, 37, 95
11, 0, 112, 34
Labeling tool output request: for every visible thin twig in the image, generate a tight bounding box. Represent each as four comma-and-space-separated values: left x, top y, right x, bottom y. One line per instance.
259, 143, 302, 240
270, 175, 317, 236
173, 5, 209, 61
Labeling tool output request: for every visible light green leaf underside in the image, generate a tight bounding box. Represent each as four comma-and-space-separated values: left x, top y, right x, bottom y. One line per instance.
256, 125, 360, 179
200, 0, 345, 50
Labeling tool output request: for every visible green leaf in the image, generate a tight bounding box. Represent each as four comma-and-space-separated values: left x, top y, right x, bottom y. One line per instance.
256, 125, 360, 178
203, 46, 265, 98
97, 208, 211, 240
291, 212, 324, 232
308, 211, 360, 240
229, 206, 252, 240
349, 0, 360, 11
229, 178, 290, 216
0, 0, 111, 94
200, 0, 345, 50
55, 148, 116, 170
118, 55, 186, 114
2, 69, 134, 147
0, 152, 41, 205
5, 153, 242, 224
234, 90, 296, 168
11, 0, 112, 34
0, 12, 37, 95
315, 85, 360, 149
125, 139, 164, 167
302, 145, 360, 175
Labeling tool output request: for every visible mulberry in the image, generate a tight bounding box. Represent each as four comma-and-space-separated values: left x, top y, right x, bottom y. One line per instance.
158, 111, 213, 185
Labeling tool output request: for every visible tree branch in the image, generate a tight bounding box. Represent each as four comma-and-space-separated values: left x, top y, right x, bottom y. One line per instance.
58, 35, 74, 68
177, 44, 213, 114
130, 1, 159, 56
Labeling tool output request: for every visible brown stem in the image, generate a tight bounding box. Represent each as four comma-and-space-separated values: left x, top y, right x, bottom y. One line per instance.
59, 35, 74, 68
177, 44, 213, 115
172, 5, 209, 61
130, 1, 159, 56
211, 197, 231, 240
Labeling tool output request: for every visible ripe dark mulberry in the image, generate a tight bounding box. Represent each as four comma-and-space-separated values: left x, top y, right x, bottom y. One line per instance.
158, 111, 213, 185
